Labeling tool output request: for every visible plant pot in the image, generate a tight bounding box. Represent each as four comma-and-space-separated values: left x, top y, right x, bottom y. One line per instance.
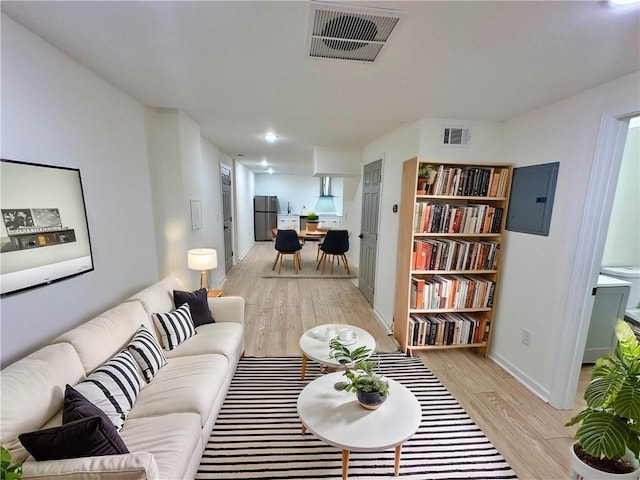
570, 443, 640, 480
307, 221, 319, 232
417, 178, 428, 194
356, 390, 387, 410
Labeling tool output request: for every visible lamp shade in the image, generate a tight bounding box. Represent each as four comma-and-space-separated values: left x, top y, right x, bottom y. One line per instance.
188, 248, 217, 271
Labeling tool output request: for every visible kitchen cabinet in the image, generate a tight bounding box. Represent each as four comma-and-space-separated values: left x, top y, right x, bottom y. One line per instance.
277, 215, 300, 231
318, 215, 341, 229
583, 275, 630, 363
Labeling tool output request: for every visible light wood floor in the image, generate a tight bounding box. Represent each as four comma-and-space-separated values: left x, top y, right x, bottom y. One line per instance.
221, 241, 588, 479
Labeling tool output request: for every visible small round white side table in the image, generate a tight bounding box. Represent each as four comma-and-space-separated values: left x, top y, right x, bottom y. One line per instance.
299, 324, 376, 379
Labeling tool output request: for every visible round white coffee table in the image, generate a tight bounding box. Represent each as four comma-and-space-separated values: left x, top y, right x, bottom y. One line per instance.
299, 324, 376, 379
297, 371, 422, 479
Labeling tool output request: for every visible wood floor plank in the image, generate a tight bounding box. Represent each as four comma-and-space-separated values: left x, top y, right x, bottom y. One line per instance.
221, 242, 579, 479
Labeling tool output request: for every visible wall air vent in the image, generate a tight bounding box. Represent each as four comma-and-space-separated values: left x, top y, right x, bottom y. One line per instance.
306, 1, 402, 63
441, 127, 471, 147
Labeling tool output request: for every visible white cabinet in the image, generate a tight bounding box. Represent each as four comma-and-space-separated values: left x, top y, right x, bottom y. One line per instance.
318, 215, 341, 229
583, 276, 631, 363
277, 215, 300, 231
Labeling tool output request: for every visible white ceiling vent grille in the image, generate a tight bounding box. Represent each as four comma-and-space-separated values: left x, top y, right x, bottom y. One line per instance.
306, 1, 402, 63
441, 127, 472, 147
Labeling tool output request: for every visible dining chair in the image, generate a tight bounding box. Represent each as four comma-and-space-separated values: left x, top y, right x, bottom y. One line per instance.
272, 229, 303, 274
316, 230, 350, 274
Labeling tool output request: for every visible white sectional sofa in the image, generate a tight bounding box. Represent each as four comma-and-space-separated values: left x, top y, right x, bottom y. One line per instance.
0, 277, 244, 479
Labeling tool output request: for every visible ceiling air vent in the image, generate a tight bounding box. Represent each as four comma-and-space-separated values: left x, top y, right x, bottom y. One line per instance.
441, 127, 471, 147
306, 1, 402, 63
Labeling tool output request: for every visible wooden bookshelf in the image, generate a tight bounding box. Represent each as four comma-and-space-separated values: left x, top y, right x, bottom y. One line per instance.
393, 158, 513, 356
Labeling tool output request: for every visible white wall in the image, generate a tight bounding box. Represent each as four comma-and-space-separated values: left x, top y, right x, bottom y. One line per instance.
233, 161, 255, 261
145, 108, 227, 290
602, 123, 640, 267
0, 15, 158, 366
493, 72, 640, 403
255, 174, 344, 216
362, 121, 420, 328
200, 139, 227, 288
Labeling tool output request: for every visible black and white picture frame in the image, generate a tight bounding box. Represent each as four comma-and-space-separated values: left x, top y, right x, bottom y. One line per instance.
1, 159, 94, 296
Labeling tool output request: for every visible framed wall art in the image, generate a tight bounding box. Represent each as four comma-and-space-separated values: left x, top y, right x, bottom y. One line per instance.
1, 159, 94, 297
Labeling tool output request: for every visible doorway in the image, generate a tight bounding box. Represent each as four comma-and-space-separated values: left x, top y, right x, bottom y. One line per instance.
358, 159, 382, 306
552, 112, 639, 409
220, 164, 233, 272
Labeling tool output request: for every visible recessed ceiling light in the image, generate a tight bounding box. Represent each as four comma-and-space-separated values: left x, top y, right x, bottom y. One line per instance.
268, 168, 274, 174
261, 159, 268, 166
263, 132, 279, 143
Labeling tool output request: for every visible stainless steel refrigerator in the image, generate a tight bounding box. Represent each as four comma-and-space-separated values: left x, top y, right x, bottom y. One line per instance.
254, 196, 278, 241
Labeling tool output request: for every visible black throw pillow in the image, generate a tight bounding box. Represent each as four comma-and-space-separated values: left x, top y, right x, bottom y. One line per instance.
173, 288, 215, 327
63, 384, 118, 425
19, 416, 129, 461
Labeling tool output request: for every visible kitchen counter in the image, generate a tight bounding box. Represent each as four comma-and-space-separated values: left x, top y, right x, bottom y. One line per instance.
597, 274, 632, 288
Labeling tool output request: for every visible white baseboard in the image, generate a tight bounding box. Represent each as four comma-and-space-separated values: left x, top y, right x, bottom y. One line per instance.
489, 351, 553, 407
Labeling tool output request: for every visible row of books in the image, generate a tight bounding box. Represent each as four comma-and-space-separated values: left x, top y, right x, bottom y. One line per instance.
410, 274, 495, 310
412, 239, 499, 272
408, 312, 489, 347
414, 202, 503, 234
425, 165, 509, 198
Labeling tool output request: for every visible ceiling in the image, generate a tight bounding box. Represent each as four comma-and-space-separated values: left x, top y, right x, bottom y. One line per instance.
2, 1, 639, 175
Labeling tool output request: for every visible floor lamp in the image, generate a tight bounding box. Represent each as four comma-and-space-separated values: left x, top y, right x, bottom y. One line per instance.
188, 248, 217, 290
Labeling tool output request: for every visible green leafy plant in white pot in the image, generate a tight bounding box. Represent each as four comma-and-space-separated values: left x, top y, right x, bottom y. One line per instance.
565, 320, 640, 479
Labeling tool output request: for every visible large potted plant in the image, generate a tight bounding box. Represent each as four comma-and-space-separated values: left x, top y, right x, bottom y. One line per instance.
329, 338, 390, 410
306, 211, 319, 232
565, 320, 640, 479
1, 446, 22, 480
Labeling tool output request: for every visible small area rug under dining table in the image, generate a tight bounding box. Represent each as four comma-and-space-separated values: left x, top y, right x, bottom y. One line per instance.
196, 354, 517, 479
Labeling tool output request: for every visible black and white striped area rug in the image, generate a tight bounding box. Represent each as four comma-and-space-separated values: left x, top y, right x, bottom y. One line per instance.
197, 354, 517, 479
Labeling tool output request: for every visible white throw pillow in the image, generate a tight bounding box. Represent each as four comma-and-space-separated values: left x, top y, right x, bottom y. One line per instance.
152, 303, 197, 350
127, 325, 167, 383
74, 350, 144, 431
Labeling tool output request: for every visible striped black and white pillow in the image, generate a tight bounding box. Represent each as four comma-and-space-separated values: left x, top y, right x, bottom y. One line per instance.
127, 325, 167, 383
74, 350, 144, 431
152, 303, 196, 351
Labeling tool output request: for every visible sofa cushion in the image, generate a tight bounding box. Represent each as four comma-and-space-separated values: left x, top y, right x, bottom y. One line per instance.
173, 288, 215, 327
52, 301, 148, 374
127, 354, 227, 425
19, 415, 129, 461
127, 277, 186, 323
0, 343, 85, 463
164, 322, 244, 362
152, 303, 196, 350
74, 350, 144, 431
120, 413, 201, 480
127, 325, 167, 382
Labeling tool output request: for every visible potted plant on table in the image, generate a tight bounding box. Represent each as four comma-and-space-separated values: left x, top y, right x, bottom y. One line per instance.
306, 211, 319, 232
329, 338, 390, 410
565, 320, 640, 479
417, 164, 437, 194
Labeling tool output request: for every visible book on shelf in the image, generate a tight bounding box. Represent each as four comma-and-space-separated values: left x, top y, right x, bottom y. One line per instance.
408, 312, 487, 347
414, 202, 503, 234
423, 164, 509, 198
411, 239, 499, 271
410, 274, 495, 310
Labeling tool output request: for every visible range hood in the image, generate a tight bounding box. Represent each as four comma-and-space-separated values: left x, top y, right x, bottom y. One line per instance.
320, 177, 333, 197
315, 177, 337, 214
